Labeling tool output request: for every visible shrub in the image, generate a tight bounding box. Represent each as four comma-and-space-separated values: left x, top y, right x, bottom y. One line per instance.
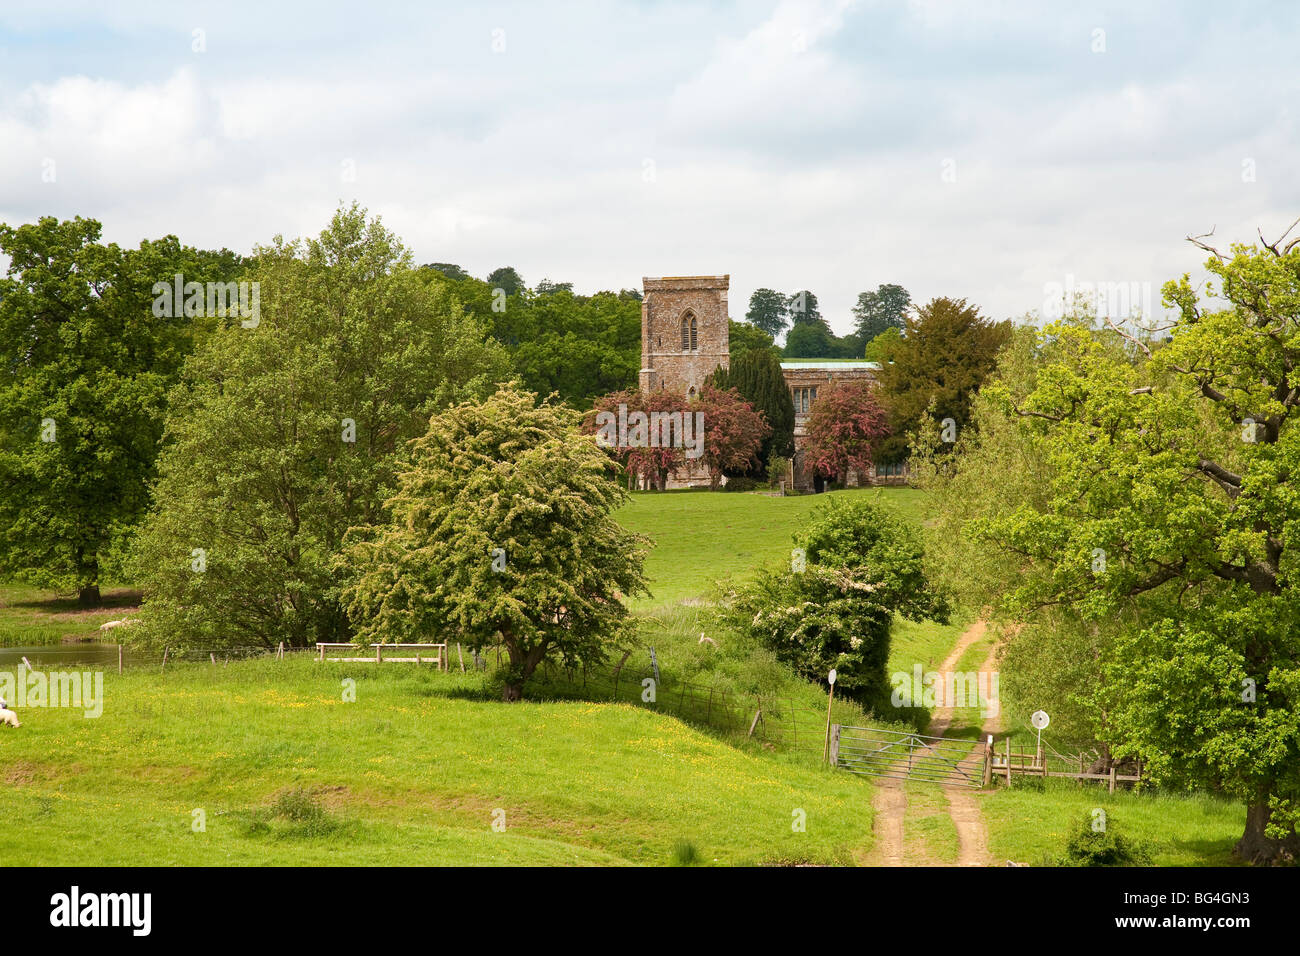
1060, 810, 1151, 866
716, 498, 947, 709
723, 476, 762, 492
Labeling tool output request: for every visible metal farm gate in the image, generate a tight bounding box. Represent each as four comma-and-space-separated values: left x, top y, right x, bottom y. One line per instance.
829, 724, 992, 788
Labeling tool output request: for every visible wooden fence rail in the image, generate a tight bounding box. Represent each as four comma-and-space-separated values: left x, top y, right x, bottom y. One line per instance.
993, 739, 1142, 792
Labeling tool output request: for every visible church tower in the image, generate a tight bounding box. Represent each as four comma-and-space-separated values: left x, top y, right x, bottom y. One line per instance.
639, 275, 729, 398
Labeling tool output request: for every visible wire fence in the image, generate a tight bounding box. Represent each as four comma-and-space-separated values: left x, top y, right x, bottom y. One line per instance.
522, 652, 837, 756
29, 639, 843, 759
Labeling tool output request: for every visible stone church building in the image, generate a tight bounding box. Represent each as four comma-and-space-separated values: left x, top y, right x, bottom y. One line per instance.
638, 274, 905, 491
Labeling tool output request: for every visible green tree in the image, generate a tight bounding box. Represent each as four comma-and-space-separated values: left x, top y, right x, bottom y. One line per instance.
875, 296, 1011, 462
130, 205, 510, 649
485, 266, 524, 297
436, 273, 641, 407
0, 216, 212, 604
535, 278, 574, 296
863, 326, 903, 363
340, 384, 649, 700
423, 262, 470, 281
711, 349, 794, 464
786, 289, 825, 328
718, 498, 948, 708
783, 321, 837, 358
745, 288, 789, 338
937, 229, 1300, 862
912, 316, 1113, 748
728, 319, 777, 359
852, 283, 911, 341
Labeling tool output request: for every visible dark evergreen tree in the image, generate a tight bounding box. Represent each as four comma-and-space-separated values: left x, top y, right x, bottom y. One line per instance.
711, 349, 795, 470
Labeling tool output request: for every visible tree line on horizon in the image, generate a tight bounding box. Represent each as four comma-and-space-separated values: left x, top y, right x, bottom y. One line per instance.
0, 206, 1011, 610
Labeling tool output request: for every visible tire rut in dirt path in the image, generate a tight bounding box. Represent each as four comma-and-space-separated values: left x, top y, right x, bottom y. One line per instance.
925, 621, 993, 868
864, 619, 990, 866
931, 633, 1000, 867
926, 618, 987, 738
866, 778, 906, 866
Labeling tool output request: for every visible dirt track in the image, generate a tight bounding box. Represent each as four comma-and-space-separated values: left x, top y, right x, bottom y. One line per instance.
867, 620, 998, 867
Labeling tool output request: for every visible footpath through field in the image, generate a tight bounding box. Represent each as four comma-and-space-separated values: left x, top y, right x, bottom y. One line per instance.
866, 620, 998, 867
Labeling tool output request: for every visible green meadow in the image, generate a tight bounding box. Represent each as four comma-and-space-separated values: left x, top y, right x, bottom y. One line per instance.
0, 487, 1249, 865
0, 657, 875, 866
0, 489, 909, 866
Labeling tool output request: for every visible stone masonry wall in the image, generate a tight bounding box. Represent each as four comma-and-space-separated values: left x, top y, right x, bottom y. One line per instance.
639, 275, 730, 397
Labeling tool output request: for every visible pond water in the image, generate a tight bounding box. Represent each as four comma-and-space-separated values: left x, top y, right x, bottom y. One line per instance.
0, 643, 121, 669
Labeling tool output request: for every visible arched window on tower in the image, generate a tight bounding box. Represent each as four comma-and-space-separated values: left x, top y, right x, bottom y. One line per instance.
681, 312, 698, 351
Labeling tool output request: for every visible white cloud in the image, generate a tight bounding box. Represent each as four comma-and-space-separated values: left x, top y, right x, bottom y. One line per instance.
0, 0, 1297, 334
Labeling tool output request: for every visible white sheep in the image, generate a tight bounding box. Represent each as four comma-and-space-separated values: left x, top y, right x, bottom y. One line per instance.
0, 697, 19, 728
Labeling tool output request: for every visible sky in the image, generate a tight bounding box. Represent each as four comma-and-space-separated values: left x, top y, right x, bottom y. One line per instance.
1, 0, 1297, 335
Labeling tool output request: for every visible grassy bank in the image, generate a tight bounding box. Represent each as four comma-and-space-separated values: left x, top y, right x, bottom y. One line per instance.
0, 584, 139, 647
0, 656, 876, 865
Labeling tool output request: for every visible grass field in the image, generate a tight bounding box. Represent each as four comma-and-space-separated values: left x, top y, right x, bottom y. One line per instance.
982, 781, 1242, 866
0, 489, 914, 866
613, 487, 927, 606
0, 584, 139, 647
0, 657, 876, 865
0, 486, 1251, 866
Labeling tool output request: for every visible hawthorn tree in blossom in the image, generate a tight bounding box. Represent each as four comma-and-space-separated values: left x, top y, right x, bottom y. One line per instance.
804, 380, 891, 485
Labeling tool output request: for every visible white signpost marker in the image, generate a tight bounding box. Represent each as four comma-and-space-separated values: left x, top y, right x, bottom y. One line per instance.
1031, 709, 1050, 770
823, 669, 838, 763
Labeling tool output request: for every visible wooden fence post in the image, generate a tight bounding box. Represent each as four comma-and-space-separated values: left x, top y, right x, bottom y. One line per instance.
161, 647, 169, 672
1108, 764, 1117, 793
458, 643, 465, 673
1005, 737, 1012, 786
118, 644, 123, 675
748, 708, 762, 738
210, 653, 216, 665
982, 735, 993, 787
828, 724, 841, 767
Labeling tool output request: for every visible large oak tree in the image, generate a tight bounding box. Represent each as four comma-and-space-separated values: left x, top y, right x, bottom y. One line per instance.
930, 224, 1300, 863
0, 216, 223, 604
130, 205, 509, 649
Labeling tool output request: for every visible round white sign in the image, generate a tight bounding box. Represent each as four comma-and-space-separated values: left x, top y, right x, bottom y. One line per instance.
828, 669, 837, 686
1031, 710, 1050, 730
